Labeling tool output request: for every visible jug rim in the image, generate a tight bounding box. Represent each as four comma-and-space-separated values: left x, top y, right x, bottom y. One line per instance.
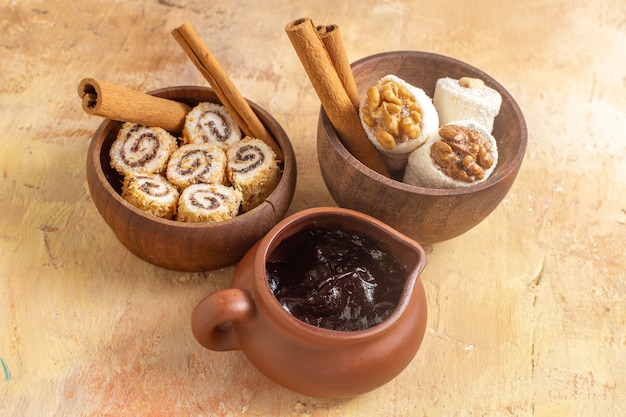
252, 206, 427, 343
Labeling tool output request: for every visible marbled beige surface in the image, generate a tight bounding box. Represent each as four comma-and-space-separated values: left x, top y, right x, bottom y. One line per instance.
1, 0, 625, 415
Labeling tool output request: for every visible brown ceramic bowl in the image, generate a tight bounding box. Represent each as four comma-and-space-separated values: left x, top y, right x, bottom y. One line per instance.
86, 86, 297, 272
317, 51, 527, 244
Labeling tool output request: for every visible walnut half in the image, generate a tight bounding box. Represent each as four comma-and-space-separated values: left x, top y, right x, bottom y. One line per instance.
361, 78, 423, 150
430, 124, 495, 183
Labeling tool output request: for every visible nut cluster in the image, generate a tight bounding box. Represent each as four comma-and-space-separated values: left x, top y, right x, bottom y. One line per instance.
430, 124, 494, 183
361, 79, 423, 150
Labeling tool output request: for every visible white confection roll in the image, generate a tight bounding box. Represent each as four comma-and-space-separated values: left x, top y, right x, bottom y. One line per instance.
226, 136, 281, 212
403, 120, 498, 189
359, 74, 439, 172
121, 173, 180, 219
110, 122, 178, 176
182, 102, 242, 149
177, 183, 243, 222
433, 77, 502, 133
166, 143, 228, 190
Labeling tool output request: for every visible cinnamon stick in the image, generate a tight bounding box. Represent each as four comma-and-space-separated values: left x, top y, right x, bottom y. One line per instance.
77, 78, 191, 133
316, 24, 360, 112
171, 22, 283, 160
285, 18, 389, 177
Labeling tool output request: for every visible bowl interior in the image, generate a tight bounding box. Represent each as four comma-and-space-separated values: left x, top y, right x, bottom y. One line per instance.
337, 50, 527, 194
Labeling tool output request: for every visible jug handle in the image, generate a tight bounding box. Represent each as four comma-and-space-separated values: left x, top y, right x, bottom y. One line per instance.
191, 288, 254, 351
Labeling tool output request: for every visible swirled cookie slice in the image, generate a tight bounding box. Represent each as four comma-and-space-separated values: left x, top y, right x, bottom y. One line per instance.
110, 123, 178, 176
226, 136, 281, 212
121, 173, 180, 219
166, 143, 228, 190
182, 102, 242, 149
177, 183, 243, 222
359, 74, 439, 172
403, 120, 498, 189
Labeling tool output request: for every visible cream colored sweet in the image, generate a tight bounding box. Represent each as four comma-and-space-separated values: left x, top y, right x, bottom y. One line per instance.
403, 120, 498, 188
177, 183, 243, 222
110, 123, 178, 176
182, 102, 242, 149
121, 173, 180, 219
227, 136, 281, 212
166, 143, 228, 190
359, 74, 439, 172
433, 77, 502, 133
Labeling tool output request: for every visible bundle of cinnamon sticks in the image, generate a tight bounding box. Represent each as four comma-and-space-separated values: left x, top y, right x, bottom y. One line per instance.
285, 18, 389, 177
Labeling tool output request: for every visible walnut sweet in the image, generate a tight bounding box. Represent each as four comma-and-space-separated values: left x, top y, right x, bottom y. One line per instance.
361, 78, 423, 150
430, 124, 495, 183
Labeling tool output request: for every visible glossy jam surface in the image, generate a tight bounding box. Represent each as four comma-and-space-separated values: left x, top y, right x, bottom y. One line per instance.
266, 227, 407, 331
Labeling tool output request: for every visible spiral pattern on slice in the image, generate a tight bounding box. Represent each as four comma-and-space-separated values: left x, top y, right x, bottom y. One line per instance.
228, 141, 266, 174
110, 123, 178, 176
166, 143, 228, 190
177, 183, 243, 222
182, 102, 242, 149
226, 137, 281, 212
121, 173, 180, 219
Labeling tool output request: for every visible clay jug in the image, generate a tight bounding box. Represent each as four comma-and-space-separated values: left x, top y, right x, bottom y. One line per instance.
191, 207, 428, 398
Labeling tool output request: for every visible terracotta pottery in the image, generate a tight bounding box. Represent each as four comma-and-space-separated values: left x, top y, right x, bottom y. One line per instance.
191, 207, 428, 398
86, 86, 297, 272
317, 51, 527, 244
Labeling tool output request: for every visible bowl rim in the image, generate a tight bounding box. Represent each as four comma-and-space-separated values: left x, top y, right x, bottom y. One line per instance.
89, 85, 295, 229
320, 50, 528, 196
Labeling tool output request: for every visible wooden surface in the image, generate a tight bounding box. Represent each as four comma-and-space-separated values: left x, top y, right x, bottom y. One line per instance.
1, 0, 624, 415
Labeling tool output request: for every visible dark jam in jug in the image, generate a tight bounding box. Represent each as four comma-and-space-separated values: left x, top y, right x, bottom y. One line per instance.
265, 227, 407, 331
